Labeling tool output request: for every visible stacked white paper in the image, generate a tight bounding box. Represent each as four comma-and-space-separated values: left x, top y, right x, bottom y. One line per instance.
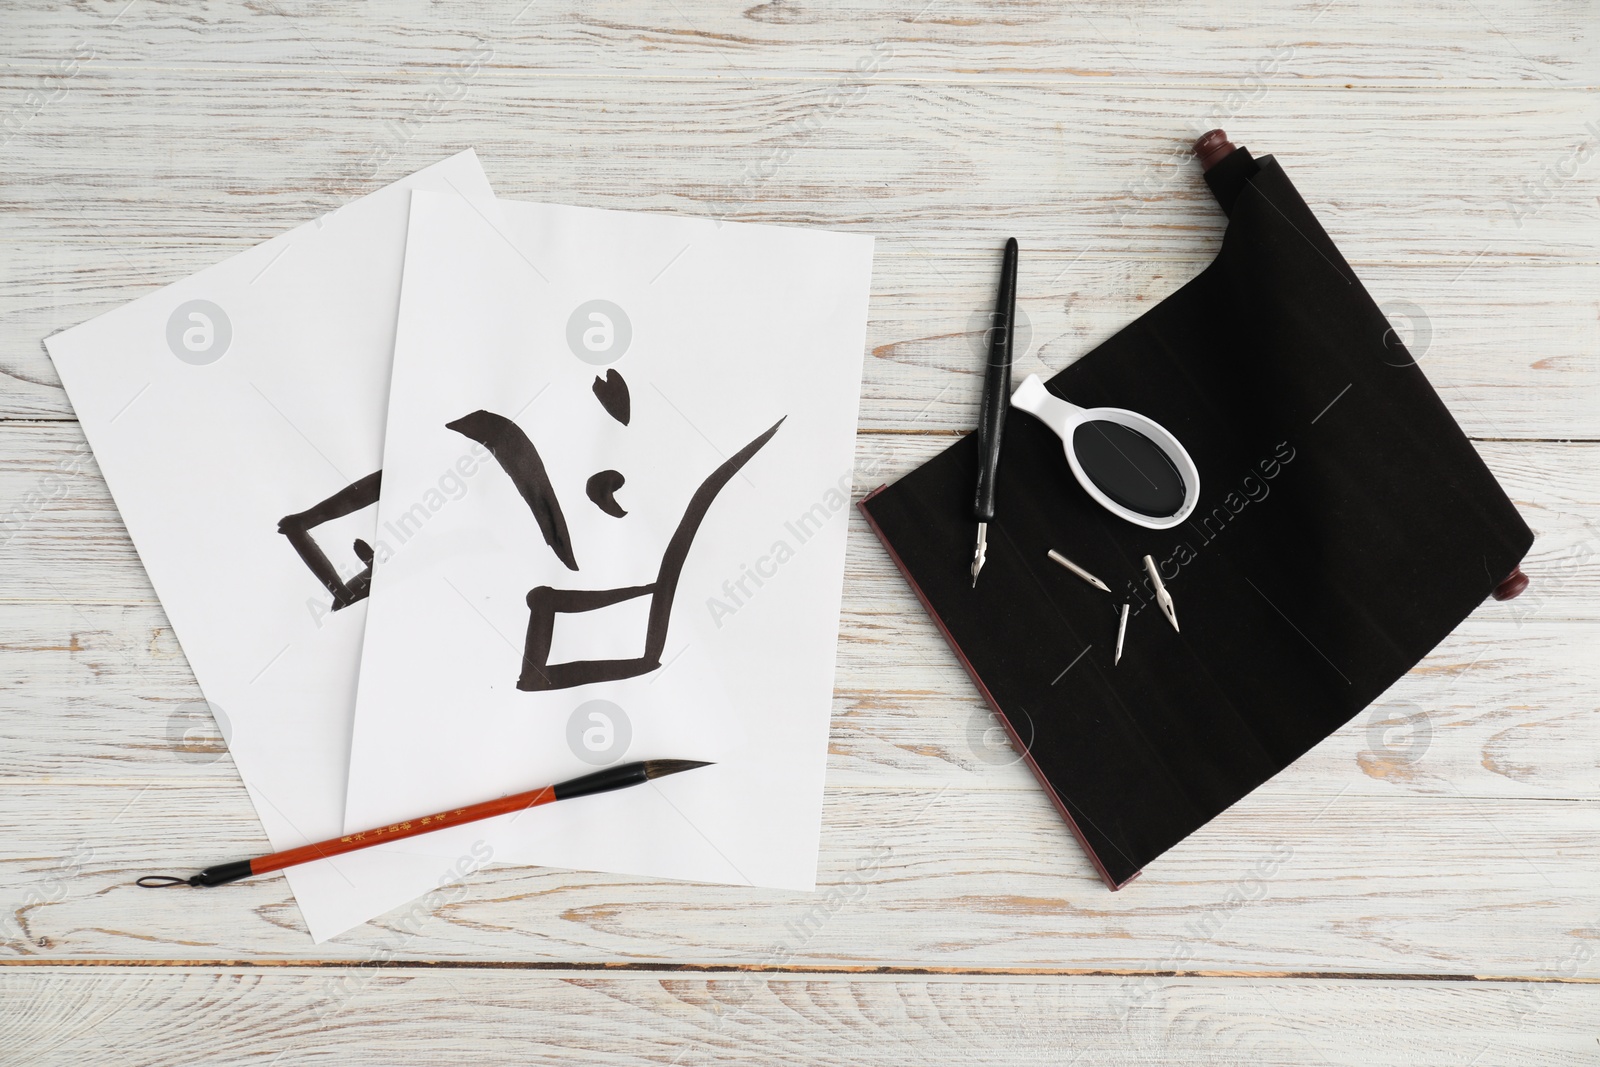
44, 152, 874, 941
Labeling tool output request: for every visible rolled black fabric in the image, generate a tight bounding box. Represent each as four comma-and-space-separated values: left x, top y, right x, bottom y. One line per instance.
860, 153, 1532, 889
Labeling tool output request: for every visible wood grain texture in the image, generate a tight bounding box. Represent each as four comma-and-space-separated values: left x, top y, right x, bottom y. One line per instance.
4, 426, 1597, 612
4, 970, 1600, 1067
4, 77, 1600, 434
6, 782, 1599, 975
2, 0, 1594, 84
8, 248, 1600, 438
2, 0, 1598, 1061
13, 609, 1598, 801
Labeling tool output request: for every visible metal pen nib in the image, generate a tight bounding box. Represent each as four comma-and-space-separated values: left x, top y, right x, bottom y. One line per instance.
1047, 549, 1111, 593
971, 522, 988, 586
1114, 603, 1129, 665
1143, 554, 1179, 633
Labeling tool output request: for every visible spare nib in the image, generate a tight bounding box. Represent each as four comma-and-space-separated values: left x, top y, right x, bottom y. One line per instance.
642, 759, 715, 780
1047, 549, 1111, 593
1157, 592, 1178, 632
1143, 554, 1180, 633
971, 522, 988, 587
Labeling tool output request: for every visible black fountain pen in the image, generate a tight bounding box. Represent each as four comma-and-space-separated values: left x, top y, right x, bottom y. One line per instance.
972, 237, 1017, 587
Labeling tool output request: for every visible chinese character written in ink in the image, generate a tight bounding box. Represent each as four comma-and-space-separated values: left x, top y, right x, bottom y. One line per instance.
445, 364, 783, 692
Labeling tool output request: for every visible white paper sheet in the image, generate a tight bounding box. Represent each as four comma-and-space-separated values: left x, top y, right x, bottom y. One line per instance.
345, 191, 874, 893
44, 152, 502, 941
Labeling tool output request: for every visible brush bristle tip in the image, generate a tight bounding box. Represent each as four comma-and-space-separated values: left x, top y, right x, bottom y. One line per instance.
642, 759, 714, 779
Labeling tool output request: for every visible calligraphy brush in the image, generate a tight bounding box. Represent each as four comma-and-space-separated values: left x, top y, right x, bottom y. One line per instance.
136, 759, 713, 888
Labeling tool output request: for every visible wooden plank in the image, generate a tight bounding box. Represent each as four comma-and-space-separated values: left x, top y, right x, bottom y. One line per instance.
861, 258, 1600, 440
5, 79, 1594, 255
2, 597, 1595, 801
2, 0, 1593, 84
2, 425, 1593, 609
2, 968, 1599, 1067
4, 779, 1596, 971
7, 249, 1598, 438
4, 76, 1597, 431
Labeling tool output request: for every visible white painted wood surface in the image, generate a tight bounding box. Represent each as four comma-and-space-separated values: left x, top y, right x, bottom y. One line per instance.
2, 2, 1597, 1063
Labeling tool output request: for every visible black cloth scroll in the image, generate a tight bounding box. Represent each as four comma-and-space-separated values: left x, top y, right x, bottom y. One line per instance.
859, 150, 1533, 889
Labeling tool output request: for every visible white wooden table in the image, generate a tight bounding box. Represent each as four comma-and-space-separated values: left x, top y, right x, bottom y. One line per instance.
3, 3, 1597, 1063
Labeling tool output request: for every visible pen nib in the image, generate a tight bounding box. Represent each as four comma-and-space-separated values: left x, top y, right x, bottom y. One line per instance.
1143, 554, 1180, 633
971, 522, 987, 587
1114, 603, 1129, 666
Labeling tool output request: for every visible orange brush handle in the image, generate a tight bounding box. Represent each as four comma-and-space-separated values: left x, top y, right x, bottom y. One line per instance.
250, 785, 558, 875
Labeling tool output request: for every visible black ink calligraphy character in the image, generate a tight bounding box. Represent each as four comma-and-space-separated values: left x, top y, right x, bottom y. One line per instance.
446, 410, 579, 571
516, 417, 784, 691
277, 470, 382, 610
591, 370, 631, 425
586, 470, 628, 517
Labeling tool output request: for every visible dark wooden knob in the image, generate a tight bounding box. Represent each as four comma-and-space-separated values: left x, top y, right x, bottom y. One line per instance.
1194, 129, 1237, 172
1492, 565, 1529, 601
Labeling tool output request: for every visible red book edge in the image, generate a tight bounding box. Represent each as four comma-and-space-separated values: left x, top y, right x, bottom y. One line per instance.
857, 484, 1139, 891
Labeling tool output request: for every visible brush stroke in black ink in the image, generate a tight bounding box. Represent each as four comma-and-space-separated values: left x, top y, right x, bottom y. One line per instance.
586, 469, 628, 517
278, 470, 382, 610
517, 416, 785, 691
446, 409, 579, 571
592, 369, 630, 425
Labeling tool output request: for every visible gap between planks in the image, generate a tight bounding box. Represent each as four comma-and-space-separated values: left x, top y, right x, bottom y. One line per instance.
3, 959, 1600, 984
2, 63, 1596, 89
0, 417, 1595, 445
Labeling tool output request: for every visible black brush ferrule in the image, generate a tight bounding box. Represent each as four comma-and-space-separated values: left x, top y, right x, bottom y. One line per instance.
551, 762, 649, 802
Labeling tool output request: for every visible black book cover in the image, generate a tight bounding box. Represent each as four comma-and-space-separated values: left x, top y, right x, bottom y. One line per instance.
859, 151, 1533, 888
